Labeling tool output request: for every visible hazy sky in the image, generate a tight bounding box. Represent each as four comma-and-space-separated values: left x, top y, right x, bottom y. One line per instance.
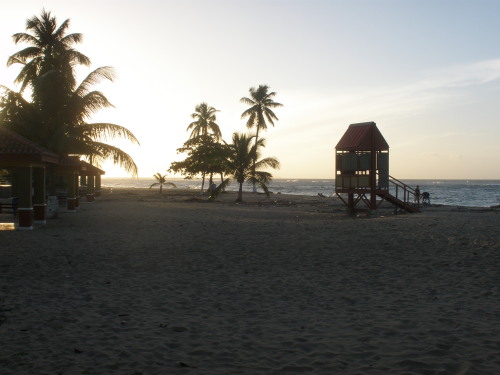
1, 0, 500, 179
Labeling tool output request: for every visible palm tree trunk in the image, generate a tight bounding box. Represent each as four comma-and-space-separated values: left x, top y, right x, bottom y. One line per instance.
200, 172, 206, 194
208, 172, 213, 192
159, 184, 163, 194
237, 182, 243, 202
252, 127, 259, 193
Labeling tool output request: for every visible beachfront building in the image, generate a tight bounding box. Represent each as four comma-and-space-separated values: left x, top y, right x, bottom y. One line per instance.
55, 156, 85, 212
0, 128, 59, 229
335, 122, 419, 213
80, 161, 105, 202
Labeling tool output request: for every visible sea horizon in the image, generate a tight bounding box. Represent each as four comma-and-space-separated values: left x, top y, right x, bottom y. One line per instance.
102, 177, 500, 208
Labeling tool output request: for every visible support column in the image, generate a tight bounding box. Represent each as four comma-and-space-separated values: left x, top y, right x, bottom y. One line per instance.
86, 175, 95, 202
79, 174, 87, 200
80, 174, 87, 186
348, 193, 354, 209
67, 172, 77, 212
33, 167, 46, 224
74, 173, 80, 210
95, 175, 102, 197
16, 166, 33, 230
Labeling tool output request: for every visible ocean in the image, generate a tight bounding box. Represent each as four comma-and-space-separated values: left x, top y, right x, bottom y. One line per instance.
102, 178, 500, 208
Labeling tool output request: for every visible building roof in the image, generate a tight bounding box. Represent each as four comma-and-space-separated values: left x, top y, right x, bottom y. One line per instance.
0, 127, 59, 164
56, 156, 84, 173
335, 122, 389, 151
80, 160, 106, 175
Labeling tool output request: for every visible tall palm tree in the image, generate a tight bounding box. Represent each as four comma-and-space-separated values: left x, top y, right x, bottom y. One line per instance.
1, 10, 139, 176
226, 132, 279, 202
186, 102, 222, 141
7, 9, 90, 93
240, 84, 282, 192
149, 173, 176, 194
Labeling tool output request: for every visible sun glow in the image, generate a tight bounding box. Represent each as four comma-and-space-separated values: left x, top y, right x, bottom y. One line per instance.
1, 1, 500, 179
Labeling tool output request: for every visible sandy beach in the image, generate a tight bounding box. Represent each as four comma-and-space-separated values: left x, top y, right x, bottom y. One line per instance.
0, 188, 499, 374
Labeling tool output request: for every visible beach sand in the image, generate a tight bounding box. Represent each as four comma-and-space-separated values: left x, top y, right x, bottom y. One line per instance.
0, 188, 499, 374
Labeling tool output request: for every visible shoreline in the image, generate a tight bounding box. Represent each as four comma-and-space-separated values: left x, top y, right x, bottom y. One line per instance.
0, 188, 499, 374
101, 186, 500, 211
100, 179, 500, 209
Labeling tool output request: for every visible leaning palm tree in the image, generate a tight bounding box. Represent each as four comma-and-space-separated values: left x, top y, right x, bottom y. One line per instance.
149, 173, 176, 194
225, 132, 279, 202
186, 102, 222, 141
240, 84, 282, 192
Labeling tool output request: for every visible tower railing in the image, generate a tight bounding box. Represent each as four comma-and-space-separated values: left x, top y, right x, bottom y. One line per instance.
386, 175, 418, 206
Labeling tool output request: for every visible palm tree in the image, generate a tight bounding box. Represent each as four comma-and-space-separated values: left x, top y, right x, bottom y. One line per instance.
185, 103, 222, 191
59, 66, 139, 174
240, 84, 282, 192
186, 102, 222, 141
7, 9, 90, 93
1, 67, 140, 175
149, 173, 176, 194
226, 132, 279, 202
1, 11, 139, 176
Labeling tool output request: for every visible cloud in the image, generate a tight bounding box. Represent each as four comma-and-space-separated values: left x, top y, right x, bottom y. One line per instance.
278, 58, 500, 135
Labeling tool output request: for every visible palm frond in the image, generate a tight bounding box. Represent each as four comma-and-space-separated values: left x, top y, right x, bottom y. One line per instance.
241, 105, 258, 118
263, 98, 283, 108
66, 49, 91, 66
61, 31, 83, 46
54, 18, 71, 40
7, 47, 41, 65
12, 33, 39, 46
255, 157, 280, 170
80, 123, 140, 145
243, 112, 256, 129
240, 97, 256, 106
83, 141, 138, 176
75, 67, 116, 96
263, 108, 279, 126
72, 91, 114, 119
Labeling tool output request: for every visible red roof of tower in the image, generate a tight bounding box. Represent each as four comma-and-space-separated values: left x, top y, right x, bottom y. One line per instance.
335, 122, 389, 151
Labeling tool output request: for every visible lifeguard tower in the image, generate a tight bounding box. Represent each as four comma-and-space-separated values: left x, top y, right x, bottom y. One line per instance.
335, 122, 419, 214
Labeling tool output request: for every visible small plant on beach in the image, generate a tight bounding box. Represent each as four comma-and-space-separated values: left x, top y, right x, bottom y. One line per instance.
149, 173, 176, 194
225, 132, 279, 202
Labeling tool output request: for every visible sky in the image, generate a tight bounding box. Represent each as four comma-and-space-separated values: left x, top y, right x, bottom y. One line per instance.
1, 0, 500, 179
